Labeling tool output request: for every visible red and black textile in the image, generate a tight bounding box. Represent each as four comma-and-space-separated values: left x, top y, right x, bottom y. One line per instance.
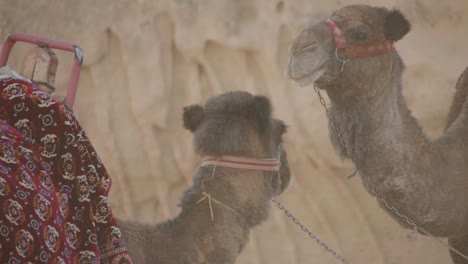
0, 76, 133, 263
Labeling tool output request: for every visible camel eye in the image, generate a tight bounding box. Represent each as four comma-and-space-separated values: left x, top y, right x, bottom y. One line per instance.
354, 31, 368, 42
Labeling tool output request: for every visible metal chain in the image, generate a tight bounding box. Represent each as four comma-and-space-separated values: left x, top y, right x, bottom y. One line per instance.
271, 196, 350, 264
313, 84, 346, 150
271, 105, 351, 264
313, 83, 468, 261
313, 84, 358, 179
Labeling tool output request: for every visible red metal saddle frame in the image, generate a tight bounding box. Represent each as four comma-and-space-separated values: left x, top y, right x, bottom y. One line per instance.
0, 32, 83, 108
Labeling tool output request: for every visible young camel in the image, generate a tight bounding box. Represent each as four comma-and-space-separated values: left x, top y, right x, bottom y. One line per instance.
285, 5, 468, 263
116, 91, 291, 264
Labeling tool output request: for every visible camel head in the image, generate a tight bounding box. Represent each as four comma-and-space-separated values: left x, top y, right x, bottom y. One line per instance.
285, 5, 410, 98
183, 91, 290, 195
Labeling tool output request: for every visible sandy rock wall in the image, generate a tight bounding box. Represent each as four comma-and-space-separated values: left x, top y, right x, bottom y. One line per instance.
1, 0, 467, 263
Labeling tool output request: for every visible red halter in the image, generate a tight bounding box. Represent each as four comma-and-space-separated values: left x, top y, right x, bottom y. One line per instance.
325, 19, 394, 59
201, 155, 280, 171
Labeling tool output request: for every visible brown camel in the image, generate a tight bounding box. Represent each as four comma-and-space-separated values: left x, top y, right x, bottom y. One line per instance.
285, 5, 468, 263
446, 67, 468, 263
116, 91, 291, 263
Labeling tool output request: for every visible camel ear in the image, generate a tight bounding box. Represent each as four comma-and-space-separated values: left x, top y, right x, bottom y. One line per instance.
276, 119, 288, 136
254, 96, 272, 131
384, 9, 411, 41
272, 145, 291, 195
183, 105, 205, 132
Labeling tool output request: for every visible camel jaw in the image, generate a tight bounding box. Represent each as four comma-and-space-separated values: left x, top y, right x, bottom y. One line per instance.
293, 67, 326, 87
285, 48, 329, 87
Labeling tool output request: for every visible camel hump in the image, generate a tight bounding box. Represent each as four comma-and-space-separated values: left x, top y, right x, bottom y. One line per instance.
445, 67, 468, 130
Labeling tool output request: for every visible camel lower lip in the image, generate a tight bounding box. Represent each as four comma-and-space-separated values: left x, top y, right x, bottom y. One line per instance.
292, 67, 326, 87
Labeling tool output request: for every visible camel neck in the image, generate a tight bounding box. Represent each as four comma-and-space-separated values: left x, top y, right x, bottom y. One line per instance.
120, 167, 270, 263
323, 59, 468, 236
181, 166, 271, 226
326, 58, 430, 180
148, 167, 270, 260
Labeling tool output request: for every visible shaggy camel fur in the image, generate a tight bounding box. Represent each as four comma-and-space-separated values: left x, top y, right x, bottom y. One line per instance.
446, 67, 468, 263
285, 5, 468, 263
117, 91, 291, 264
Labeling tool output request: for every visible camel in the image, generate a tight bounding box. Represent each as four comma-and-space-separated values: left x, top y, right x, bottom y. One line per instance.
116, 91, 291, 264
285, 5, 468, 263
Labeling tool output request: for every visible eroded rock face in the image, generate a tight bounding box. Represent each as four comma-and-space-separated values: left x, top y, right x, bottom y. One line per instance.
1, 1, 467, 263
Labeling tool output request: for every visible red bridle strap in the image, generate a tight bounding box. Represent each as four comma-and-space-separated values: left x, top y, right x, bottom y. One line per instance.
201, 155, 280, 171
325, 19, 394, 59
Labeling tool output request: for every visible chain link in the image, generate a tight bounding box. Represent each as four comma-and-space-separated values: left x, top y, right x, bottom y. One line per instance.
313, 84, 347, 150
271, 196, 350, 264
313, 83, 468, 261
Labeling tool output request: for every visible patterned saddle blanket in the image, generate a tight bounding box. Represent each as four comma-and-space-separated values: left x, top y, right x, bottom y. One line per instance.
0, 73, 133, 263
